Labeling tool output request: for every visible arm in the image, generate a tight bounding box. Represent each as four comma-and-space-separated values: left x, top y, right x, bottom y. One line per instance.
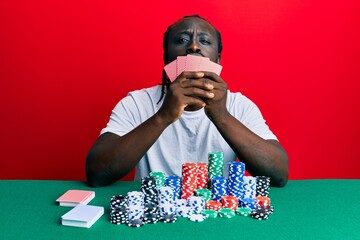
86, 72, 215, 187
202, 72, 288, 187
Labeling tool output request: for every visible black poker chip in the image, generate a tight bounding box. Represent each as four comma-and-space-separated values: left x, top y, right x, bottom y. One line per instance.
110, 195, 129, 209
127, 219, 145, 228
256, 176, 271, 197
250, 206, 271, 220
143, 213, 159, 224
160, 213, 177, 223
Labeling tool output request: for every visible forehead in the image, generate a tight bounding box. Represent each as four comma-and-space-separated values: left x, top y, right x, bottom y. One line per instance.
169, 17, 218, 37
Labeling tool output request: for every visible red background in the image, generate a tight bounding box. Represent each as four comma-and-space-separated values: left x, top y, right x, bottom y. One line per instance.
1, 0, 360, 181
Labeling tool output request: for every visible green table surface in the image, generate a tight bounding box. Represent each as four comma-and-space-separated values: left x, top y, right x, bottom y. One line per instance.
0, 179, 359, 240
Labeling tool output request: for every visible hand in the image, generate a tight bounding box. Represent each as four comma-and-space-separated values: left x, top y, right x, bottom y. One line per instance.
156, 71, 215, 124
201, 72, 229, 122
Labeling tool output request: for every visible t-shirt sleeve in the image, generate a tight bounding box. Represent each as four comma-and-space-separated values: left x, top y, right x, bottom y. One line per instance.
231, 93, 278, 141
100, 95, 141, 136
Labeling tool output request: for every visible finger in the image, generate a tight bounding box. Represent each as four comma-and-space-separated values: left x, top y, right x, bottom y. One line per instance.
201, 71, 223, 83
183, 95, 206, 107
182, 87, 215, 99
180, 79, 214, 90
178, 71, 205, 80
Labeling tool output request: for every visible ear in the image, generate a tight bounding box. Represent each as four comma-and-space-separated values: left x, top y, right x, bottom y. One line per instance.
217, 54, 222, 64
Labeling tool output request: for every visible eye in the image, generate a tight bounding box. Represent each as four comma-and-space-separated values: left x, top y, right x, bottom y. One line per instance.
174, 36, 190, 44
200, 39, 211, 45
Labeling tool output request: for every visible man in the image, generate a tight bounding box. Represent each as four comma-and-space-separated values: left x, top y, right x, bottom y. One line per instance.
86, 15, 288, 188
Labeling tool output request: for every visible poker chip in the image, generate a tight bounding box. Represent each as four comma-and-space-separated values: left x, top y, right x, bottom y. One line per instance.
143, 213, 159, 224
181, 163, 197, 199
227, 161, 245, 201
176, 206, 193, 218
218, 208, 236, 218
109, 204, 128, 224
189, 214, 206, 222
108, 156, 277, 228
208, 152, 224, 182
255, 196, 271, 206
256, 176, 271, 197
202, 209, 218, 218
196, 163, 208, 189
195, 188, 212, 202
127, 219, 145, 228
166, 176, 181, 200
141, 176, 159, 204
250, 206, 270, 220
149, 172, 166, 187
110, 195, 129, 209
221, 196, 239, 211
243, 176, 257, 199
211, 176, 228, 201
205, 200, 222, 211
240, 198, 258, 210
236, 207, 252, 217
160, 213, 177, 223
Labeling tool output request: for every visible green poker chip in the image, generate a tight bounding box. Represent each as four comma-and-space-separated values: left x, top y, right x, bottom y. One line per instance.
202, 209, 218, 218
218, 208, 236, 218
236, 207, 252, 217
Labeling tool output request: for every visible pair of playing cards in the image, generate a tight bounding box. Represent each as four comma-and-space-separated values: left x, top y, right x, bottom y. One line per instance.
164, 55, 222, 81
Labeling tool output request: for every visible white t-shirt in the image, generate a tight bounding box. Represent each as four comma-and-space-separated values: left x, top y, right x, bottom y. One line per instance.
101, 85, 278, 180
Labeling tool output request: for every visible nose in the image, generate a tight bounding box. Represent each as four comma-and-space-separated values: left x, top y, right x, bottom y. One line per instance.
186, 39, 201, 54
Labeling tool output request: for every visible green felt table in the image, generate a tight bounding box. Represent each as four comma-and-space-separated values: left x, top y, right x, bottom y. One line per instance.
0, 180, 359, 240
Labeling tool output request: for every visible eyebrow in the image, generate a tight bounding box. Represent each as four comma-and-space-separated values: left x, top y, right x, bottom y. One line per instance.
175, 30, 211, 37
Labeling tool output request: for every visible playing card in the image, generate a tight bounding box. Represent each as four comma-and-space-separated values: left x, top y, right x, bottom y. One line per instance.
164, 59, 177, 81
199, 58, 223, 75
176, 56, 187, 76
184, 55, 203, 71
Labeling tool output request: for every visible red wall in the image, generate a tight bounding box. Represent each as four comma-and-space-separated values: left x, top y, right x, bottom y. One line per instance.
1, 0, 360, 181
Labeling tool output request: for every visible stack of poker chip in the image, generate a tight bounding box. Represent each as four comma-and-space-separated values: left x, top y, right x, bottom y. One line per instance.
158, 186, 178, 223
141, 176, 159, 204
250, 205, 274, 220
243, 176, 257, 199
240, 198, 258, 210
176, 205, 193, 218
188, 196, 205, 214
165, 176, 181, 200
109, 195, 129, 224
195, 188, 212, 202
143, 202, 160, 224
236, 207, 252, 216
202, 209, 218, 218
181, 163, 198, 199
158, 186, 175, 205
211, 176, 228, 201
149, 172, 166, 188
221, 196, 238, 211
218, 208, 236, 218
227, 161, 245, 202
127, 191, 145, 220
196, 163, 208, 189
255, 196, 271, 207
256, 176, 270, 197
208, 152, 224, 183
205, 200, 222, 211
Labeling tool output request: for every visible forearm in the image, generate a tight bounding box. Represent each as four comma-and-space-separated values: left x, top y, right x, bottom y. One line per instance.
86, 113, 170, 187
211, 113, 288, 187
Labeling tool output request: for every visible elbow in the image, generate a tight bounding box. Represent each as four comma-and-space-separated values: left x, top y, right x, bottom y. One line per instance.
274, 174, 288, 187
85, 155, 110, 188
86, 174, 104, 188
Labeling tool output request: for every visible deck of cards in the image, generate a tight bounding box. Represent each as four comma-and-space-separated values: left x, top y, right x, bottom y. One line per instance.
164, 55, 222, 81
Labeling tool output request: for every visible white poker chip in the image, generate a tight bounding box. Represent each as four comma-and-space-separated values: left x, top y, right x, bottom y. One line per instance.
189, 214, 205, 222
